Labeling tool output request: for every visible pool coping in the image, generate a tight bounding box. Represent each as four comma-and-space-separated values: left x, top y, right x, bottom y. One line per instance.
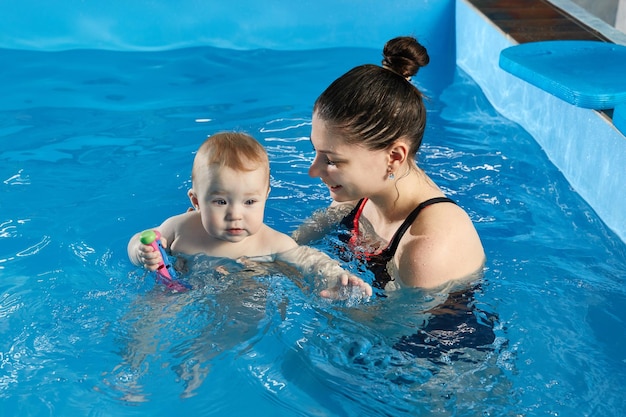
457, 0, 626, 243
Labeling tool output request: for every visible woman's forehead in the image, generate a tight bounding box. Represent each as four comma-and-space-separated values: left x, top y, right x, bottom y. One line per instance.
311, 116, 344, 149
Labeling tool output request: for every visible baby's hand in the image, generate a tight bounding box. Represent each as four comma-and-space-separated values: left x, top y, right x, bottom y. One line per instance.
137, 236, 168, 271
320, 273, 372, 300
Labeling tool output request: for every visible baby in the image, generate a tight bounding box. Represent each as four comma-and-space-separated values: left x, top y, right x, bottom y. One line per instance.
128, 132, 371, 298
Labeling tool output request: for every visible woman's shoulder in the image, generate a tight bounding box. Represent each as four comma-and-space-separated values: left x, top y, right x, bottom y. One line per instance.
412, 198, 472, 228
397, 201, 485, 287
412, 200, 482, 249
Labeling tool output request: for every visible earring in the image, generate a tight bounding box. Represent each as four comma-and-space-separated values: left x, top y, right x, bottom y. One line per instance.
388, 172, 395, 180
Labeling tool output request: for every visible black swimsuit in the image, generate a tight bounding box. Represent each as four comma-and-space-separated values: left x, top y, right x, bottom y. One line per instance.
340, 197, 456, 290
339, 197, 497, 359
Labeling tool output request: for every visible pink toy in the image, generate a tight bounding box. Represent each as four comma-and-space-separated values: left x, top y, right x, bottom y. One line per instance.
139, 230, 190, 292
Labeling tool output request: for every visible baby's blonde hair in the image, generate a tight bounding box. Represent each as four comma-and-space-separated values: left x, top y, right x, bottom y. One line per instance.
192, 132, 269, 184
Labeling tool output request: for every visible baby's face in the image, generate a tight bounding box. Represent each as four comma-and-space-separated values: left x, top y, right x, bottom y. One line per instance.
193, 165, 269, 243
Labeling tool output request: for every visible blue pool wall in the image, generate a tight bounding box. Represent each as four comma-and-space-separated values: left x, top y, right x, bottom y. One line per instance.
0, 1, 454, 65
1, 0, 624, 243
457, 0, 626, 243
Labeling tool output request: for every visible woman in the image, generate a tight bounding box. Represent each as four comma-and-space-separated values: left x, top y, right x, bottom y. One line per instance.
293, 36, 485, 291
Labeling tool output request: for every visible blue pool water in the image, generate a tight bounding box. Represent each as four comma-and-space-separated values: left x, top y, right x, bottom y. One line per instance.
1, 46, 626, 416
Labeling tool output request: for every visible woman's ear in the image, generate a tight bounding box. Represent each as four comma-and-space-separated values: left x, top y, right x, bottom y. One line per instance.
387, 140, 410, 169
187, 189, 199, 210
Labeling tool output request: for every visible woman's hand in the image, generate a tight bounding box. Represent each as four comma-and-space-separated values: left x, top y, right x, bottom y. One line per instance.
320, 273, 372, 300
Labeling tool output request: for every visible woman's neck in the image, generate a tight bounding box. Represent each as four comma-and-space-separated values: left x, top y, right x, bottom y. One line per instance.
367, 165, 442, 223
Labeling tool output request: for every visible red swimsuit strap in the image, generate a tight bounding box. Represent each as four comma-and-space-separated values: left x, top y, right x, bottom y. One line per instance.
349, 198, 385, 258
350, 198, 367, 240
349, 196, 457, 258
350, 198, 368, 242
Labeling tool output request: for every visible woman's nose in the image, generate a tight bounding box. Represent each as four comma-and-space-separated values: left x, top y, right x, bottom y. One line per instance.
308, 154, 323, 178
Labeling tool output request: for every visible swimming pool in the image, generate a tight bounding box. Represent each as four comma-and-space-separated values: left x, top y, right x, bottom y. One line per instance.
1, 1, 625, 416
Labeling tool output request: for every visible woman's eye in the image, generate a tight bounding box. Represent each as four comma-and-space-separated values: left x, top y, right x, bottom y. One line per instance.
325, 157, 336, 166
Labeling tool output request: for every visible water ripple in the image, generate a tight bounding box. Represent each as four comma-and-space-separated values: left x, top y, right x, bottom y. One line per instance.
3, 169, 30, 186
16, 235, 51, 257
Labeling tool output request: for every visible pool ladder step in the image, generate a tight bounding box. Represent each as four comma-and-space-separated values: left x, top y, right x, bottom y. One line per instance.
498, 40, 626, 135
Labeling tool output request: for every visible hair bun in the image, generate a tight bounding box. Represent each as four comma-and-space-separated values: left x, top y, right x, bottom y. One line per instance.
382, 36, 430, 79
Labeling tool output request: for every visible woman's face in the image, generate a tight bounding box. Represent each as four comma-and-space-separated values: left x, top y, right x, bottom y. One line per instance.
308, 114, 389, 202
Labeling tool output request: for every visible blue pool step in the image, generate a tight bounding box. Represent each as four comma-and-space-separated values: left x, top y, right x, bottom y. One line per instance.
498, 40, 626, 135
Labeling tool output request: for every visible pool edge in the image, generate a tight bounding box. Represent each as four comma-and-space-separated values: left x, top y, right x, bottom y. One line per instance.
457, 0, 626, 243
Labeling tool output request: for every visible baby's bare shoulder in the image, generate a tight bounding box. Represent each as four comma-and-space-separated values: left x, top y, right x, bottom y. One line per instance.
161, 210, 199, 231
160, 211, 202, 246
261, 225, 298, 253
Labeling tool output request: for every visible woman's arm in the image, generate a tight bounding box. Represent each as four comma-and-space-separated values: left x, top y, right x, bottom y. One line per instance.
291, 203, 355, 244
274, 245, 372, 298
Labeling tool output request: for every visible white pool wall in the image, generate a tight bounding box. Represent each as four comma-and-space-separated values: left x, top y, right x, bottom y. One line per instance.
457, 0, 626, 243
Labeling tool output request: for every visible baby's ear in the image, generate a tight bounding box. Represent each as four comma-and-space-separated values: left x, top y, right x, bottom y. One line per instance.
187, 189, 199, 210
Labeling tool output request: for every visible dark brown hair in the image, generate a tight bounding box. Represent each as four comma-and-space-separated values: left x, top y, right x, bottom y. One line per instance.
382, 36, 430, 78
313, 36, 429, 156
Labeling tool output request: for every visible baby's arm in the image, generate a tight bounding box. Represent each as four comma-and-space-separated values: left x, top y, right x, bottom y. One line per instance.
127, 215, 179, 270
127, 230, 166, 270
274, 245, 372, 299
